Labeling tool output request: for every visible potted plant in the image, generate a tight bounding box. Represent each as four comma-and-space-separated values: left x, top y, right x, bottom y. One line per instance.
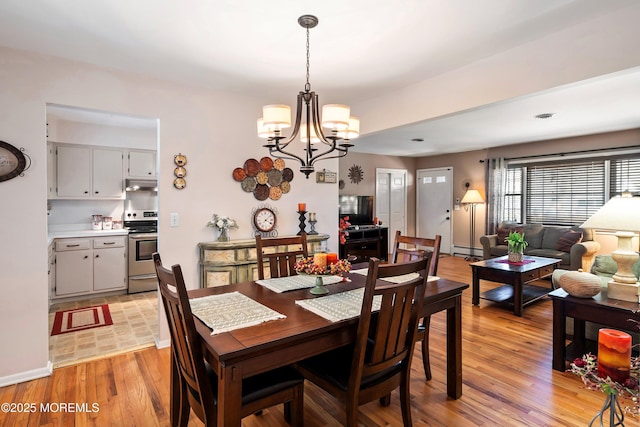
505, 231, 527, 263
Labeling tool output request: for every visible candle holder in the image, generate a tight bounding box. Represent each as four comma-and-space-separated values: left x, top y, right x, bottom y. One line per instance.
308, 219, 318, 235
297, 210, 307, 235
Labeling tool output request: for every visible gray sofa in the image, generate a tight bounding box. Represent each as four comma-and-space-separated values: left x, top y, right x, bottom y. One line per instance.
479, 222, 600, 270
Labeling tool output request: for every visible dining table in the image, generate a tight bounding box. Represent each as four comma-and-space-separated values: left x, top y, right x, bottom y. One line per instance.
173, 264, 469, 427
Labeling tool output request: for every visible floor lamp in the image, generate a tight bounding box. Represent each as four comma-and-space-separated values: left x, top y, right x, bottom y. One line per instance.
461, 187, 484, 261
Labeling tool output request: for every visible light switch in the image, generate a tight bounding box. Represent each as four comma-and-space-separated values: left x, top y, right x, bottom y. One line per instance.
454, 204, 460, 211
170, 212, 179, 227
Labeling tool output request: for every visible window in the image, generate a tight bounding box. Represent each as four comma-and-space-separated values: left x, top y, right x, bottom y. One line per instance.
502, 150, 640, 226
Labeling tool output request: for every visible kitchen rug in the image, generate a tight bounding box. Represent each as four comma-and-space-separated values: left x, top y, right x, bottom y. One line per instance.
51, 304, 113, 336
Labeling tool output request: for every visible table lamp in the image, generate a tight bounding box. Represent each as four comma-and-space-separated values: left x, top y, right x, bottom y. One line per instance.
461, 186, 485, 261
581, 193, 640, 302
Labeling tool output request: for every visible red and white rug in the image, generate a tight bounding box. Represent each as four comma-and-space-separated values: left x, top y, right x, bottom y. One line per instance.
51, 304, 113, 336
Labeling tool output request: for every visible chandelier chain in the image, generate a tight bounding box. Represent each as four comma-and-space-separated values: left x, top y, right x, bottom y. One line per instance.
305, 26, 310, 92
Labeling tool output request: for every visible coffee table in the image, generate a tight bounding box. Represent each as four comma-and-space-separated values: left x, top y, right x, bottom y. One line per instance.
471, 255, 560, 316
549, 287, 640, 371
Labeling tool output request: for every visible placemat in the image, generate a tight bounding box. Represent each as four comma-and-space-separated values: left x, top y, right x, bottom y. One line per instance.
190, 291, 285, 335
496, 259, 535, 266
351, 268, 439, 283
295, 288, 382, 323
256, 275, 344, 293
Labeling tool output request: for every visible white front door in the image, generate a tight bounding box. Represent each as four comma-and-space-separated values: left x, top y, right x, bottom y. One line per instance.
376, 169, 407, 255
416, 167, 453, 254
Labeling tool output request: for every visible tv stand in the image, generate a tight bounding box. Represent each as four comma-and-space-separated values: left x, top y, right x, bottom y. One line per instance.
340, 226, 388, 263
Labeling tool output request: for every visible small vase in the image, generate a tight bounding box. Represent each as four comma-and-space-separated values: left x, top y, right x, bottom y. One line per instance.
508, 251, 523, 263
218, 228, 230, 242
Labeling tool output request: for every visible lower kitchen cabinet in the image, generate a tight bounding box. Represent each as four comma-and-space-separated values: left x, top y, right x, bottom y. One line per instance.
54, 236, 127, 298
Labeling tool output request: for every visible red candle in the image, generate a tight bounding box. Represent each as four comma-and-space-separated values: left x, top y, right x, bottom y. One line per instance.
326, 253, 339, 265
298, 203, 306, 212
597, 329, 631, 383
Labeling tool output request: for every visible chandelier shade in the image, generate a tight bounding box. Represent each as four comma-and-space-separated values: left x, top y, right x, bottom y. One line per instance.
257, 15, 359, 178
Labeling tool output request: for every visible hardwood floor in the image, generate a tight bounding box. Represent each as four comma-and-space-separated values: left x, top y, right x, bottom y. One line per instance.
1, 255, 609, 426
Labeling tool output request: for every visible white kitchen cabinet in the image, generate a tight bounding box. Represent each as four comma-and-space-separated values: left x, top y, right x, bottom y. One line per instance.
54, 144, 124, 199
127, 150, 156, 178
93, 149, 125, 197
53, 236, 127, 298
93, 237, 127, 291
55, 239, 92, 296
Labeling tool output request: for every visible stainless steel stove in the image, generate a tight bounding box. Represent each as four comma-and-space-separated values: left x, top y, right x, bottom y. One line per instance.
124, 210, 158, 293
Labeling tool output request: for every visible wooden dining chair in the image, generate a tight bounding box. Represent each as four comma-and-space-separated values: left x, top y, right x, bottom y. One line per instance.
256, 234, 308, 280
391, 230, 442, 381
152, 253, 304, 427
295, 256, 429, 427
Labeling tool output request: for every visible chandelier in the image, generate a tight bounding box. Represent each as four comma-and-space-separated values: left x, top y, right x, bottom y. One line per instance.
257, 15, 359, 179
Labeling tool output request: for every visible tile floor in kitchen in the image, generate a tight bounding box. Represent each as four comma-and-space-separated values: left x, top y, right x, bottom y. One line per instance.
48, 291, 159, 367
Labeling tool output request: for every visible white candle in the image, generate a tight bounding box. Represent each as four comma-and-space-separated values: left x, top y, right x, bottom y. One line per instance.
309, 212, 316, 221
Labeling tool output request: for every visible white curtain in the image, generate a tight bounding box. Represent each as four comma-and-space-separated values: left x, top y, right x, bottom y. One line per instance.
485, 157, 506, 234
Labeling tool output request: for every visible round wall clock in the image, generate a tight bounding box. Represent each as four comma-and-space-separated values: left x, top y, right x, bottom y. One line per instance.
253, 207, 276, 232
251, 204, 279, 237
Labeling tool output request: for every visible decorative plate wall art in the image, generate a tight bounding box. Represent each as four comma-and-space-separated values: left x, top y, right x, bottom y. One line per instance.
348, 164, 364, 185
0, 141, 30, 182
233, 157, 293, 200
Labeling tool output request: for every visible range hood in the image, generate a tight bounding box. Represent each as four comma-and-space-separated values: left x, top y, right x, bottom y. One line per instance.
125, 178, 158, 192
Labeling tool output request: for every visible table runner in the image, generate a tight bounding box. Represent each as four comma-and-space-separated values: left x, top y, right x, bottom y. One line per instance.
256, 275, 344, 293
295, 288, 382, 323
351, 268, 439, 283
190, 291, 285, 335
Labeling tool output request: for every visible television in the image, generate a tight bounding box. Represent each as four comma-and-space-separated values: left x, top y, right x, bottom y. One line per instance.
339, 195, 374, 226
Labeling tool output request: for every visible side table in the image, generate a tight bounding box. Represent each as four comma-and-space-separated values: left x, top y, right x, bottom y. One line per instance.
549, 287, 640, 371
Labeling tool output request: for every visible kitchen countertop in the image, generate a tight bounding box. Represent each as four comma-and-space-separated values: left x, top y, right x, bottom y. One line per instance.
48, 229, 129, 245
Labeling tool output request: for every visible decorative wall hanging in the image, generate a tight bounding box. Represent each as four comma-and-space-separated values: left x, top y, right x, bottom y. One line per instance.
0, 140, 31, 182
316, 169, 337, 184
251, 203, 279, 237
173, 153, 187, 189
233, 157, 293, 201
348, 164, 364, 185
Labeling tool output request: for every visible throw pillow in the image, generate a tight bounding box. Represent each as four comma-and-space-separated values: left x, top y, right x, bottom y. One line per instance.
496, 226, 524, 245
556, 230, 583, 252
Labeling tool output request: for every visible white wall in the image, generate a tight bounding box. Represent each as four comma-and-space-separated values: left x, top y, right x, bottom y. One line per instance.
0, 46, 338, 384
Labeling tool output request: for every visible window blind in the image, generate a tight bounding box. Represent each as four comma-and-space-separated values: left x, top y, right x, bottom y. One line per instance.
610, 158, 640, 195
526, 161, 605, 225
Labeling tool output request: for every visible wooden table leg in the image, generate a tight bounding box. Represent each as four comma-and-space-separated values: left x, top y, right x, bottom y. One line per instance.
446, 295, 463, 399
513, 275, 523, 317
472, 267, 479, 306
552, 298, 567, 371
217, 364, 243, 427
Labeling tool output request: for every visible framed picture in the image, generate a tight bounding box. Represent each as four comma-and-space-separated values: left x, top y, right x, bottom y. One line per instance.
0, 141, 27, 182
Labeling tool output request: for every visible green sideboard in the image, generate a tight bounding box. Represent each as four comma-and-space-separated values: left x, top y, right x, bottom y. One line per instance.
198, 234, 330, 287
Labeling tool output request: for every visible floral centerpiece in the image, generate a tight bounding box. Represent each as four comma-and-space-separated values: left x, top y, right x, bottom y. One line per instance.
569, 322, 639, 422
206, 213, 238, 242
294, 255, 351, 295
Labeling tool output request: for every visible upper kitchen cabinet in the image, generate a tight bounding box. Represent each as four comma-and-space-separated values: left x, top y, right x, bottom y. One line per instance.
53, 144, 124, 199
127, 150, 156, 178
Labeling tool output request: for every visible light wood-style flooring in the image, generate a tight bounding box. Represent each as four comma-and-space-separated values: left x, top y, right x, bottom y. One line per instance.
1, 255, 611, 426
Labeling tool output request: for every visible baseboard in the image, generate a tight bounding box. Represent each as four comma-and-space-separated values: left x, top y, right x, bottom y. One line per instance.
0, 361, 53, 387
155, 337, 170, 349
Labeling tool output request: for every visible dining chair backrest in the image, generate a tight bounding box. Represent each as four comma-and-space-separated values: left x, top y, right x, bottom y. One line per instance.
353, 256, 430, 384
153, 252, 215, 424
256, 234, 309, 280
391, 230, 442, 276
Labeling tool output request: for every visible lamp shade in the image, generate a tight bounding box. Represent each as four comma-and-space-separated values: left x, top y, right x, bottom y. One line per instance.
461, 189, 484, 204
300, 123, 320, 143
337, 116, 360, 139
580, 195, 640, 232
263, 105, 292, 130
321, 104, 350, 130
